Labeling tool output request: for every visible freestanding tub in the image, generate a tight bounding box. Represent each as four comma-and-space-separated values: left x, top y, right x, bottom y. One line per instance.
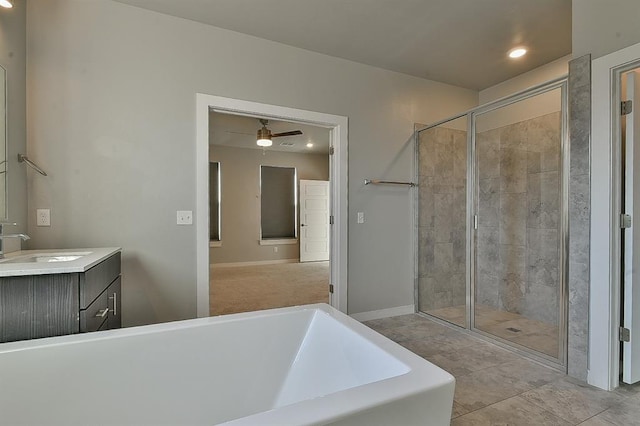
0, 303, 454, 425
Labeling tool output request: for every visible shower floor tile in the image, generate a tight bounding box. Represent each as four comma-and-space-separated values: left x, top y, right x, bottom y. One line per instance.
425, 304, 559, 357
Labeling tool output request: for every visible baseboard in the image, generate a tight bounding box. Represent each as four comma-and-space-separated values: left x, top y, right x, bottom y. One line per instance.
211, 259, 299, 268
350, 305, 415, 322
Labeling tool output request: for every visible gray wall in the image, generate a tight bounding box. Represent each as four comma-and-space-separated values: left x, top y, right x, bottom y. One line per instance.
25, 0, 478, 325
479, 56, 570, 104
573, 0, 640, 59
0, 0, 27, 250
418, 126, 467, 313
209, 145, 328, 264
475, 112, 562, 325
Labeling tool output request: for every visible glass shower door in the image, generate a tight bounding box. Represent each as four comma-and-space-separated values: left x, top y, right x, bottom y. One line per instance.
473, 87, 565, 360
417, 116, 468, 327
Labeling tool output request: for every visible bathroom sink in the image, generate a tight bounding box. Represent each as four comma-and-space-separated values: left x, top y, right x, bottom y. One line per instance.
0, 252, 92, 264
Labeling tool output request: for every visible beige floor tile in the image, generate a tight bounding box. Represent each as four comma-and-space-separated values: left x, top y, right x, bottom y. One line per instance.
365, 315, 454, 342
612, 381, 640, 398
579, 416, 616, 425
452, 396, 572, 426
425, 354, 476, 377
520, 377, 619, 424
369, 313, 440, 329
369, 314, 633, 426
399, 331, 480, 358
452, 401, 470, 419
490, 358, 563, 388
427, 341, 520, 378
454, 363, 537, 410
579, 391, 640, 425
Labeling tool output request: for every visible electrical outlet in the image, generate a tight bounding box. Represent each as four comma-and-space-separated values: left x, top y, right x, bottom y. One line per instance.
357, 212, 365, 224
274, 246, 278, 253
37, 209, 50, 227
177, 210, 193, 225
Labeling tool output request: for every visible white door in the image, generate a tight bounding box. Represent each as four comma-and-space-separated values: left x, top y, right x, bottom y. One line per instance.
299, 180, 330, 262
623, 69, 640, 384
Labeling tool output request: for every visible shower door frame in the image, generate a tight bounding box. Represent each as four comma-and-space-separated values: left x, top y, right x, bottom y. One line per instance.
414, 77, 569, 370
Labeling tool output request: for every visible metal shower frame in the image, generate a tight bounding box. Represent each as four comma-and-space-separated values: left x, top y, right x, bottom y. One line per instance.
413, 76, 569, 371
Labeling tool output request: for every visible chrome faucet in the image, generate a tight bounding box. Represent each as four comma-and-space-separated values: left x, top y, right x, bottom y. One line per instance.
0, 223, 30, 259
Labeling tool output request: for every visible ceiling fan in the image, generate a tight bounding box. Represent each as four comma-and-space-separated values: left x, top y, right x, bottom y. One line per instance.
256, 119, 303, 147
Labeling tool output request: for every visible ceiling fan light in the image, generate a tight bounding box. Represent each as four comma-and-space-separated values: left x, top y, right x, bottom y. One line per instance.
257, 126, 272, 147
0, 0, 13, 8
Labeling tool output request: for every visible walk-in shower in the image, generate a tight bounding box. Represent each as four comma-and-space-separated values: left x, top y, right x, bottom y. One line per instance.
416, 78, 568, 367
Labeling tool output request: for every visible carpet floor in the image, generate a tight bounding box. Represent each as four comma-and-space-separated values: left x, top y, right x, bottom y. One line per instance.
210, 261, 330, 316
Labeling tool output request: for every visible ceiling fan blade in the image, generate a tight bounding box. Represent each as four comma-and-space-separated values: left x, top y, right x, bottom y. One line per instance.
224, 130, 255, 136
272, 130, 303, 138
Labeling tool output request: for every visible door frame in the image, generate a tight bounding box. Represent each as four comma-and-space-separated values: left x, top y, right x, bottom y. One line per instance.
591, 41, 640, 390
195, 94, 348, 317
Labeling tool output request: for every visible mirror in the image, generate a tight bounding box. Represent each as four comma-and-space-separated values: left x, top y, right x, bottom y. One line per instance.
0, 65, 6, 220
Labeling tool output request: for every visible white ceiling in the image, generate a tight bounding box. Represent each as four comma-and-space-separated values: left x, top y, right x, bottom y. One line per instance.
209, 112, 331, 154
113, 0, 571, 90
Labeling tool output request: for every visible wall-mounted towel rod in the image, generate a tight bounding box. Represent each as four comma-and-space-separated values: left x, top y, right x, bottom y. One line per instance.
18, 154, 48, 176
364, 179, 415, 187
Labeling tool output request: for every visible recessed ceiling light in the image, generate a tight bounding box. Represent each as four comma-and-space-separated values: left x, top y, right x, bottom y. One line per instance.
0, 0, 12, 8
306, 143, 313, 148
508, 47, 527, 59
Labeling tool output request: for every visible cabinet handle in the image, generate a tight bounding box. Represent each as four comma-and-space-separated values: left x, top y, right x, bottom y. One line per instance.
95, 308, 109, 318
109, 292, 117, 317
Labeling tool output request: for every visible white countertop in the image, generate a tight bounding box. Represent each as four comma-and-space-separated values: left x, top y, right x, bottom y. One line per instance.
0, 247, 121, 277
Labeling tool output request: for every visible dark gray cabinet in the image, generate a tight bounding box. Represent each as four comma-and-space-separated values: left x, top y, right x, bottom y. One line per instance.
0, 252, 122, 343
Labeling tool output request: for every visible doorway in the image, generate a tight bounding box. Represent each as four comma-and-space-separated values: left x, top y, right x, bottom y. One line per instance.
195, 94, 348, 318
208, 112, 332, 315
620, 64, 640, 385
299, 179, 330, 263
591, 41, 640, 391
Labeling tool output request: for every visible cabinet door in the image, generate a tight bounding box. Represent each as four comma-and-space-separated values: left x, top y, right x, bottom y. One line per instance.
79, 252, 121, 309
79, 286, 110, 333
107, 277, 121, 329
0, 274, 80, 343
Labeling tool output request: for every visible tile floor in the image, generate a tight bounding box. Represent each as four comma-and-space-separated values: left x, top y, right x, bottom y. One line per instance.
363, 314, 640, 425
426, 304, 559, 358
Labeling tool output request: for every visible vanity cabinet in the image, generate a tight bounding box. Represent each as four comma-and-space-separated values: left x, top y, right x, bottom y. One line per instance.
0, 252, 121, 343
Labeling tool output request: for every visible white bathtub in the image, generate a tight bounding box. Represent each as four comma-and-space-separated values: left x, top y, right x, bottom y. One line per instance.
0, 304, 454, 425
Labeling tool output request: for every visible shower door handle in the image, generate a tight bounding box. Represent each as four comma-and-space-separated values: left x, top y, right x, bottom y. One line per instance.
473, 215, 478, 230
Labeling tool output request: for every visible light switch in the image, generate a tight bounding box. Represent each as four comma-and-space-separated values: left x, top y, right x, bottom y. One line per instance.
357, 212, 365, 224
37, 209, 50, 227
177, 210, 193, 225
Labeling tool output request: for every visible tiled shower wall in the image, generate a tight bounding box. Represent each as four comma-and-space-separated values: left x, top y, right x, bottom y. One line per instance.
567, 55, 591, 381
476, 112, 562, 325
418, 113, 562, 326
418, 126, 467, 312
